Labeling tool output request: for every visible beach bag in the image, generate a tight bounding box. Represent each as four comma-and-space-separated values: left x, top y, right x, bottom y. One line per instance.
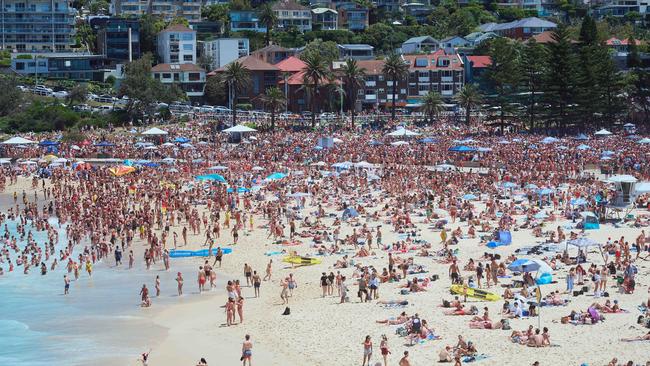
469, 305, 479, 315
501, 319, 511, 330
396, 327, 408, 337
282, 307, 291, 315
400, 289, 409, 295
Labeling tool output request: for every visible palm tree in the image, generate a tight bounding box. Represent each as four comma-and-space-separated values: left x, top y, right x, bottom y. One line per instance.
382, 53, 409, 121
258, 4, 277, 47
301, 52, 331, 128
260, 86, 286, 131
340, 59, 366, 129
222, 61, 251, 127
455, 84, 483, 125
421, 91, 443, 123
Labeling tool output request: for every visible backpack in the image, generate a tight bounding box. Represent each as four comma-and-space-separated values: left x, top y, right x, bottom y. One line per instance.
282, 307, 290, 315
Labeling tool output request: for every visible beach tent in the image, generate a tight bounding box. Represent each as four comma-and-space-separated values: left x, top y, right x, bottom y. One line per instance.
594, 129, 612, 136
141, 127, 168, 135
637, 138, 650, 144
174, 137, 190, 143
342, 207, 359, 220
386, 128, 420, 137
508, 258, 552, 274
196, 174, 226, 182
448, 145, 477, 152
580, 211, 600, 230
462, 193, 478, 200
223, 124, 257, 133
541, 137, 558, 144
266, 172, 287, 181
3, 137, 35, 144
574, 133, 589, 141
487, 231, 512, 248
39, 140, 59, 146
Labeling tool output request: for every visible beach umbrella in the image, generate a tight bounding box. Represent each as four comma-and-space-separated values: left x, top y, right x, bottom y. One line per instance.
332, 162, 352, 169
310, 161, 327, 167
574, 133, 589, 141
109, 165, 136, 177
174, 137, 190, 143
637, 138, 650, 144
251, 166, 265, 171
507, 258, 552, 274
0, 159, 11, 165
594, 129, 612, 136
95, 141, 115, 147
53, 158, 68, 164
208, 165, 228, 171
369, 140, 383, 146
434, 164, 456, 171
419, 137, 436, 144
39, 140, 59, 146
141, 127, 168, 135
390, 141, 409, 146
579, 211, 598, 218
498, 139, 510, 144
525, 183, 538, 189
3, 137, 35, 144
541, 137, 558, 144
501, 182, 517, 189
161, 158, 176, 165
477, 147, 492, 152
537, 188, 553, 195
386, 128, 420, 137
227, 187, 250, 193
354, 161, 374, 169
577, 144, 591, 150
462, 193, 478, 200
332, 138, 343, 143
223, 124, 257, 133
20, 160, 37, 165
566, 237, 599, 248
607, 174, 637, 183
266, 172, 287, 181
70, 145, 81, 150
144, 146, 158, 150
180, 143, 194, 149
196, 174, 226, 183
167, 168, 179, 173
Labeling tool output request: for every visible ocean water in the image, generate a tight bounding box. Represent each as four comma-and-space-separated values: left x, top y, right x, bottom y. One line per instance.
0, 218, 201, 366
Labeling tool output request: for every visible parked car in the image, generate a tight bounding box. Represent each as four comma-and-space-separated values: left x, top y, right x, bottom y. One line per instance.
52, 91, 69, 99
94, 94, 116, 103
93, 105, 113, 114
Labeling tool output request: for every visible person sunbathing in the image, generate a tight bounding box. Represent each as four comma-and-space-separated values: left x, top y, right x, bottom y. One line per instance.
376, 311, 409, 325
620, 331, 650, 342
469, 319, 503, 329
503, 287, 515, 300
470, 307, 491, 322
444, 303, 469, 316
593, 299, 621, 313
355, 247, 370, 257
510, 325, 534, 344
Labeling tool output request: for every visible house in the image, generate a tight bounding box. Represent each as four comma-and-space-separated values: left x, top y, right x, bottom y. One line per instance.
251, 45, 298, 64
439, 36, 469, 53
90, 17, 141, 63
338, 44, 374, 60
273, 0, 312, 32
152, 63, 206, 100
401, 2, 433, 24
479, 17, 557, 39
201, 38, 249, 69
594, 0, 648, 18
157, 24, 197, 64
606, 37, 644, 54
312, 8, 338, 30
403, 49, 465, 100
347, 59, 387, 110
230, 10, 267, 33
0, 0, 76, 52
209, 56, 280, 109
485, 0, 557, 16
112, 0, 201, 22
401, 36, 440, 55
276, 56, 310, 112
11, 53, 110, 81
464, 32, 499, 46
463, 55, 491, 91
373, 0, 401, 12
337, 3, 369, 31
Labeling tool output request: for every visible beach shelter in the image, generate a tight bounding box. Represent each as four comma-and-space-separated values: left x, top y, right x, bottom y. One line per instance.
39, 140, 59, 146
342, 207, 359, 220
487, 231, 512, 248
594, 129, 612, 136
223, 124, 257, 133
266, 172, 287, 181
580, 211, 600, 230
141, 127, 168, 135
174, 137, 191, 143
574, 133, 589, 141
196, 174, 226, 183
541, 137, 558, 144
508, 258, 553, 284
462, 193, 478, 200
386, 128, 420, 137
637, 138, 650, 144
109, 165, 136, 177
448, 145, 477, 152
3, 137, 35, 145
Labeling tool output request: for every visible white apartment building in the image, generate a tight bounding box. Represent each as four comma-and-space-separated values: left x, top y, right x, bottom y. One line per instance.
201, 38, 249, 70
156, 24, 196, 64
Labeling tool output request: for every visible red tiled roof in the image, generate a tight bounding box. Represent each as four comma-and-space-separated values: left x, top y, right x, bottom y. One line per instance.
275, 56, 306, 73
467, 55, 490, 68
279, 71, 340, 86
152, 63, 204, 72
403, 49, 464, 71
606, 37, 643, 46
356, 60, 385, 75
210, 55, 279, 75
161, 24, 194, 33
527, 30, 578, 44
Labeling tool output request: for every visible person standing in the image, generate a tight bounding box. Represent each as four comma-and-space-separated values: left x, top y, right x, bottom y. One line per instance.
155, 275, 161, 297
280, 277, 289, 305
241, 334, 253, 366
176, 272, 184, 296
252, 271, 261, 297
362, 335, 373, 366
64, 274, 70, 295
380, 335, 390, 366
566, 267, 575, 294
399, 351, 410, 366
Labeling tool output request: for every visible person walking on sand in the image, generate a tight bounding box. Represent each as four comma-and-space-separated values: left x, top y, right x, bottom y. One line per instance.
237, 297, 245, 323
380, 335, 390, 366
280, 277, 289, 304
263, 260, 272, 281
241, 334, 253, 366
252, 271, 261, 297
362, 335, 373, 366
155, 275, 161, 297
176, 272, 184, 296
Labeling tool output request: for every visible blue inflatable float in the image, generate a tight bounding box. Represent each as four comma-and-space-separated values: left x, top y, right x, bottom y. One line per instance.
169, 247, 232, 258
536, 272, 553, 285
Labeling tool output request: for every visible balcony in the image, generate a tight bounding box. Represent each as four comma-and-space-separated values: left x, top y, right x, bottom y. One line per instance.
418, 77, 429, 82
364, 94, 377, 100
441, 76, 453, 82
365, 80, 376, 87
441, 90, 453, 96
418, 90, 428, 96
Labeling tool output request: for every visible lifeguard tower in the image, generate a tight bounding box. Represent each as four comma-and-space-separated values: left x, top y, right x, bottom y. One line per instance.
605, 175, 638, 219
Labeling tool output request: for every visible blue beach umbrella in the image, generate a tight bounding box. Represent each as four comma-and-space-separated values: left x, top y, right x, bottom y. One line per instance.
266, 172, 287, 181
196, 174, 226, 183
462, 193, 478, 200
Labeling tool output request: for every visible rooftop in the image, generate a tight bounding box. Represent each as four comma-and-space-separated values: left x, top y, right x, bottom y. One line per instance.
210, 55, 279, 74
403, 36, 438, 44
480, 17, 557, 32
275, 56, 306, 73
272, 0, 308, 11
161, 24, 195, 33
338, 44, 374, 50
152, 63, 204, 72
466, 55, 491, 68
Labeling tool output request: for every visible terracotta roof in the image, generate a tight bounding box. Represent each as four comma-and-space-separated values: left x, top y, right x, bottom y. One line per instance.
467, 55, 490, 68
161, 24, 194, 33
152, 63, 204, 72
275, 56, 306, 73
355, 60, 385, 75
272, 0, 308, 11
606, 37, 643, 46
210, 55, 279, 74
527, 30, 578, 44
403, 49, 464, 71
280, 71, 339, 86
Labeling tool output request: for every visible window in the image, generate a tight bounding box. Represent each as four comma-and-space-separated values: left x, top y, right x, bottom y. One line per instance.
415, 58, 427, 67
181, 33, 194, 41
418, 84, 428, 91
15, 62, 25, 70
183, 55, 193, 62
170, 55, 179, 63
28, 62, 35, 67
188, 72, 200, 81
183, 44, 193, 51
174, 73, 180, 82
154, 73, 160, 79
437, 58, 450, 67
162, 73, 171, 79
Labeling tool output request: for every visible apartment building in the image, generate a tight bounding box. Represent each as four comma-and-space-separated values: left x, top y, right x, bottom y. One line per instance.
157, 24, 196, 64
201, 38, 249, 70
273, 0, 312, 32
0, 0, 76, 52
111, 0, 201, 22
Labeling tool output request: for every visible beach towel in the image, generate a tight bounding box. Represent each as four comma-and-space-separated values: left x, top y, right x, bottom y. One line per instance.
463, 354, 489, 363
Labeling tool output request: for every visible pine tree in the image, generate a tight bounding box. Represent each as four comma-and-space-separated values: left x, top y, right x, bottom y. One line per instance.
520, 39, 548, 129
543, 25, 578, 134
485, 38, 521, 130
